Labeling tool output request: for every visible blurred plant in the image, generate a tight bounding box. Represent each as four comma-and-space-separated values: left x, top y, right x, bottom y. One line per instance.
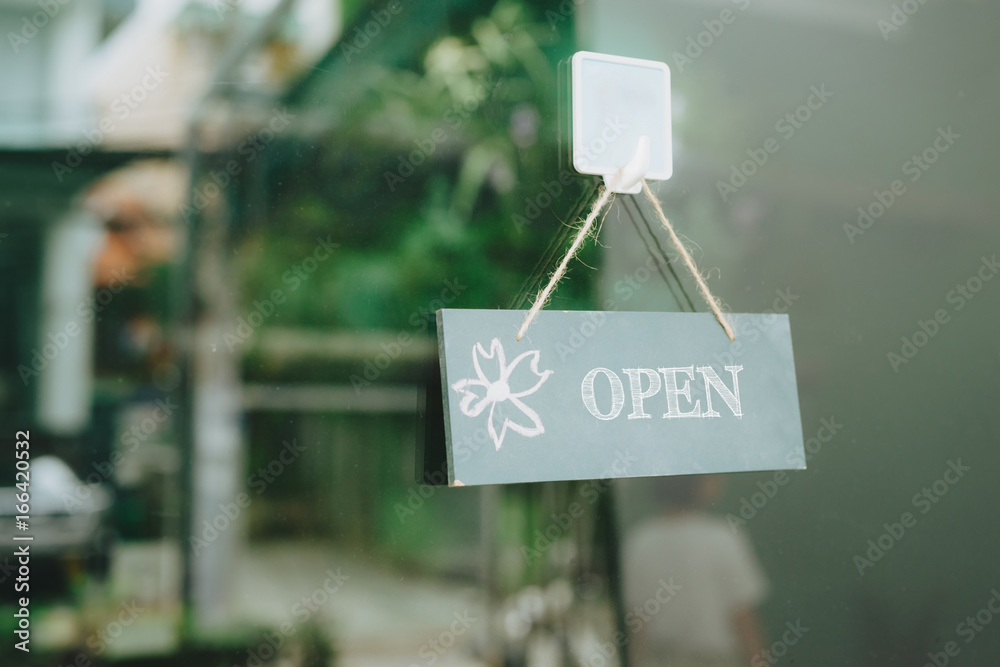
236, 0, 597, 334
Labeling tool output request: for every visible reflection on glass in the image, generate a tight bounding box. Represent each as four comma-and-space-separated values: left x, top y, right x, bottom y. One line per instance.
622, 475, 767, 667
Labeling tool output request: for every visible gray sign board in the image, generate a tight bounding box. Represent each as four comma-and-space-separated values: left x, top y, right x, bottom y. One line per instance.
436, 309, 805, 486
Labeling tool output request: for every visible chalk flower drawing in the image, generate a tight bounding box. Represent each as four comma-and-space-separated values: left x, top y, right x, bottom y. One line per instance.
451, 338, 553, 450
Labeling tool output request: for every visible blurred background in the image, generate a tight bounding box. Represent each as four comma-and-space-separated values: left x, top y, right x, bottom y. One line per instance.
0, 0, 998, 665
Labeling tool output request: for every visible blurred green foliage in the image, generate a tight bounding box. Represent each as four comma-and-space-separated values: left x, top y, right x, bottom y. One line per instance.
235, 0, 599, 333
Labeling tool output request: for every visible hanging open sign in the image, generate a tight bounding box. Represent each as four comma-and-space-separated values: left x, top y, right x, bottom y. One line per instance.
432, 309, 805, 487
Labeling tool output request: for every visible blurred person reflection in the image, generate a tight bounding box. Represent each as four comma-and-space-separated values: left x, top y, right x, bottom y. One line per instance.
622, 475, 767, 667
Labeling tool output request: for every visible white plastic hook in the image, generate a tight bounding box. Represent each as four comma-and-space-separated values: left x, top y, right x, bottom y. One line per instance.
604, 135, 650, 195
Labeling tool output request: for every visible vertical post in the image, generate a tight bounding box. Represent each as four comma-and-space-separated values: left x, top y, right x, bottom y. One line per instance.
479, 484, 498, 660
36, 207, 103, 434
185, 165, 246, 633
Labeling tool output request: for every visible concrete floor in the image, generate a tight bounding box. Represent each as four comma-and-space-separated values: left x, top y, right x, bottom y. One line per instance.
25, 540, 630, 666
228, 541, 489, 666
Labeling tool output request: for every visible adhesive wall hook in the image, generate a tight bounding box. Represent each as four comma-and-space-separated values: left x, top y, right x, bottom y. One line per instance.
605, 135, 649, 195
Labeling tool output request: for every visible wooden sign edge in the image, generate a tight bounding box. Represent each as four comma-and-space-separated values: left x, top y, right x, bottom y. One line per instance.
436, 308, 808, 487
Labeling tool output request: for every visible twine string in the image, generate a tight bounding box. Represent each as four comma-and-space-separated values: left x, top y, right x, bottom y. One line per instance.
640, 180, 735, 341
515, 178, 735, 343
515, 184, 614, 341
507, 180, 601, 311
622, 194, 696, 313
